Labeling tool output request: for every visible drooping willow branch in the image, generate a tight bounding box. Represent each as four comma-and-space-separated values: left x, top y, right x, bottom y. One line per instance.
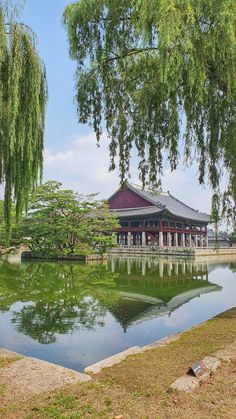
5, 22, 37, 45
64, 0, 236, 227
0, 4, 48, 244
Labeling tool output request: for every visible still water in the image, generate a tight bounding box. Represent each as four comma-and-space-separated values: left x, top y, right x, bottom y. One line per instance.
0, 255, 235, 372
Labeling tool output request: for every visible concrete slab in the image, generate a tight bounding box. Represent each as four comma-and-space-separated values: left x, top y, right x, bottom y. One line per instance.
0, 356, 91, 396
85, 346, 142, 374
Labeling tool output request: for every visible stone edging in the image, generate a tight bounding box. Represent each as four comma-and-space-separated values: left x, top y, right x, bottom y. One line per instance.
21, 251, 106, 262
84, 334, 182, 375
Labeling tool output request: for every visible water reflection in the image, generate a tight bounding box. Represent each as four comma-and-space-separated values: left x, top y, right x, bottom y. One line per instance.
0, 262, 117, 344
107, 257, 223, 331
0, 255, 235, 370
0, 257, 222, 340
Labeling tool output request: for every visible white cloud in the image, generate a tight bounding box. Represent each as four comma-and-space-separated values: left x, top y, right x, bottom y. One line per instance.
44, 132, 212, 213
44, 133, 119, 198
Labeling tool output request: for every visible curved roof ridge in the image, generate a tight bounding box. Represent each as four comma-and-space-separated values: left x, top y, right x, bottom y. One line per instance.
167, 192, 208, 216
129, 181, 163, 196
128, 182, 210, 219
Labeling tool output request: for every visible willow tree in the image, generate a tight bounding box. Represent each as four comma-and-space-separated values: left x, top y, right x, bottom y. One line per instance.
63, 0, 236, 226
0, 1, 47, 242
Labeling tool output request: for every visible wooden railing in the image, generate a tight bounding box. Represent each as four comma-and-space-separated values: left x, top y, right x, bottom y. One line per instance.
115, 226, 206, 235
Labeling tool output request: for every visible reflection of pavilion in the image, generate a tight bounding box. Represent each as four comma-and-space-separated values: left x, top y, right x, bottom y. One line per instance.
110, 256, 211, 280
106, 256, 221, 331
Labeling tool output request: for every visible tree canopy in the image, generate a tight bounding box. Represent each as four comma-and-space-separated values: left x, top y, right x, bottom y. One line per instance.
63, 0, 236, 226
21, 181, 119, 255
0, 1, 47, 242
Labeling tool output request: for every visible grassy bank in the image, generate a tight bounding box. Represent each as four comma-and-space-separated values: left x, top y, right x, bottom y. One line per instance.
1, 309, 236, 418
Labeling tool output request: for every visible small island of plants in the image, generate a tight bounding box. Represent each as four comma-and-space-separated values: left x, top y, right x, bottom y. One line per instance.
1, 181, 119, 261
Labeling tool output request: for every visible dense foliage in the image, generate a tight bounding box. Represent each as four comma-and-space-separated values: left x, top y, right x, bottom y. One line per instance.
21, 181, 119, 255
63, 0, 236, 226
0, 200, 20, 246
0, 1, 47, 242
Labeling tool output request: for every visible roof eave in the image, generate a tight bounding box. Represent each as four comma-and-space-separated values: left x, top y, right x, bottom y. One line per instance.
163, 209, 210, 223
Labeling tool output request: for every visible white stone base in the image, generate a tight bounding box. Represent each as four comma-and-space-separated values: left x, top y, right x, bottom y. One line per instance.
84, 346, 142, 374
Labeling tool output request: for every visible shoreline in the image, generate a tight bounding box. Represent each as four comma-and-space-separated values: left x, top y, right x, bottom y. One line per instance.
21, 251, 107, 262
18, 247, 236, 263
0, 308, 234, 378
1, 308, 236, 417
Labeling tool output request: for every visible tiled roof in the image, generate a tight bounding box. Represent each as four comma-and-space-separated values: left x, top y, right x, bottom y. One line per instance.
109, 183, 211, 222
110, 206, 163, 217
127, 183, 210, 222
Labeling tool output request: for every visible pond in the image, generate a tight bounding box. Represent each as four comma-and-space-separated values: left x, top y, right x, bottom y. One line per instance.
0, 254, 235, 372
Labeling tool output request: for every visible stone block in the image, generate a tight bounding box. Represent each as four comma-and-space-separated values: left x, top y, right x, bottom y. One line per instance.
202, 356, 221, 372
170, 355, 221, 393
85, 346, 142, 374
143, 334, 181, 351
170, 376, 199, 393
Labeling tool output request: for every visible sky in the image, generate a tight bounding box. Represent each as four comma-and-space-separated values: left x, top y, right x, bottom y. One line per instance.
21, 0, 212, 214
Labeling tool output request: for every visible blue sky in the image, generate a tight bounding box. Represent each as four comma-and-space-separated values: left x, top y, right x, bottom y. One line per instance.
22, 0, 83, 149
21, 0, 212, 214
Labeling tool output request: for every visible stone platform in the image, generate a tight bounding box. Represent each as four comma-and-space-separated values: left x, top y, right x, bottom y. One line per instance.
110, 246, 236, 258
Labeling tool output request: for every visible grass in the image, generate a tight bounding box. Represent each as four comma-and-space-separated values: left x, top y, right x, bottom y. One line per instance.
0, 356, 21, 369
0, 384, 5, 396
0, 309, 236, 418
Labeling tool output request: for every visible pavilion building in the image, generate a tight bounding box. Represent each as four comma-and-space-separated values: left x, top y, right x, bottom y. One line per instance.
108, 183, 210, 248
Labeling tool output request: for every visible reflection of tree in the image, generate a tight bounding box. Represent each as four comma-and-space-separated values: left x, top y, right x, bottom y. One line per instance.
11, 299, 106, 344
229, 262, 236, 273
12, 303, 77, 344
0, 257, 220, 343
0, 262, 119, 344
